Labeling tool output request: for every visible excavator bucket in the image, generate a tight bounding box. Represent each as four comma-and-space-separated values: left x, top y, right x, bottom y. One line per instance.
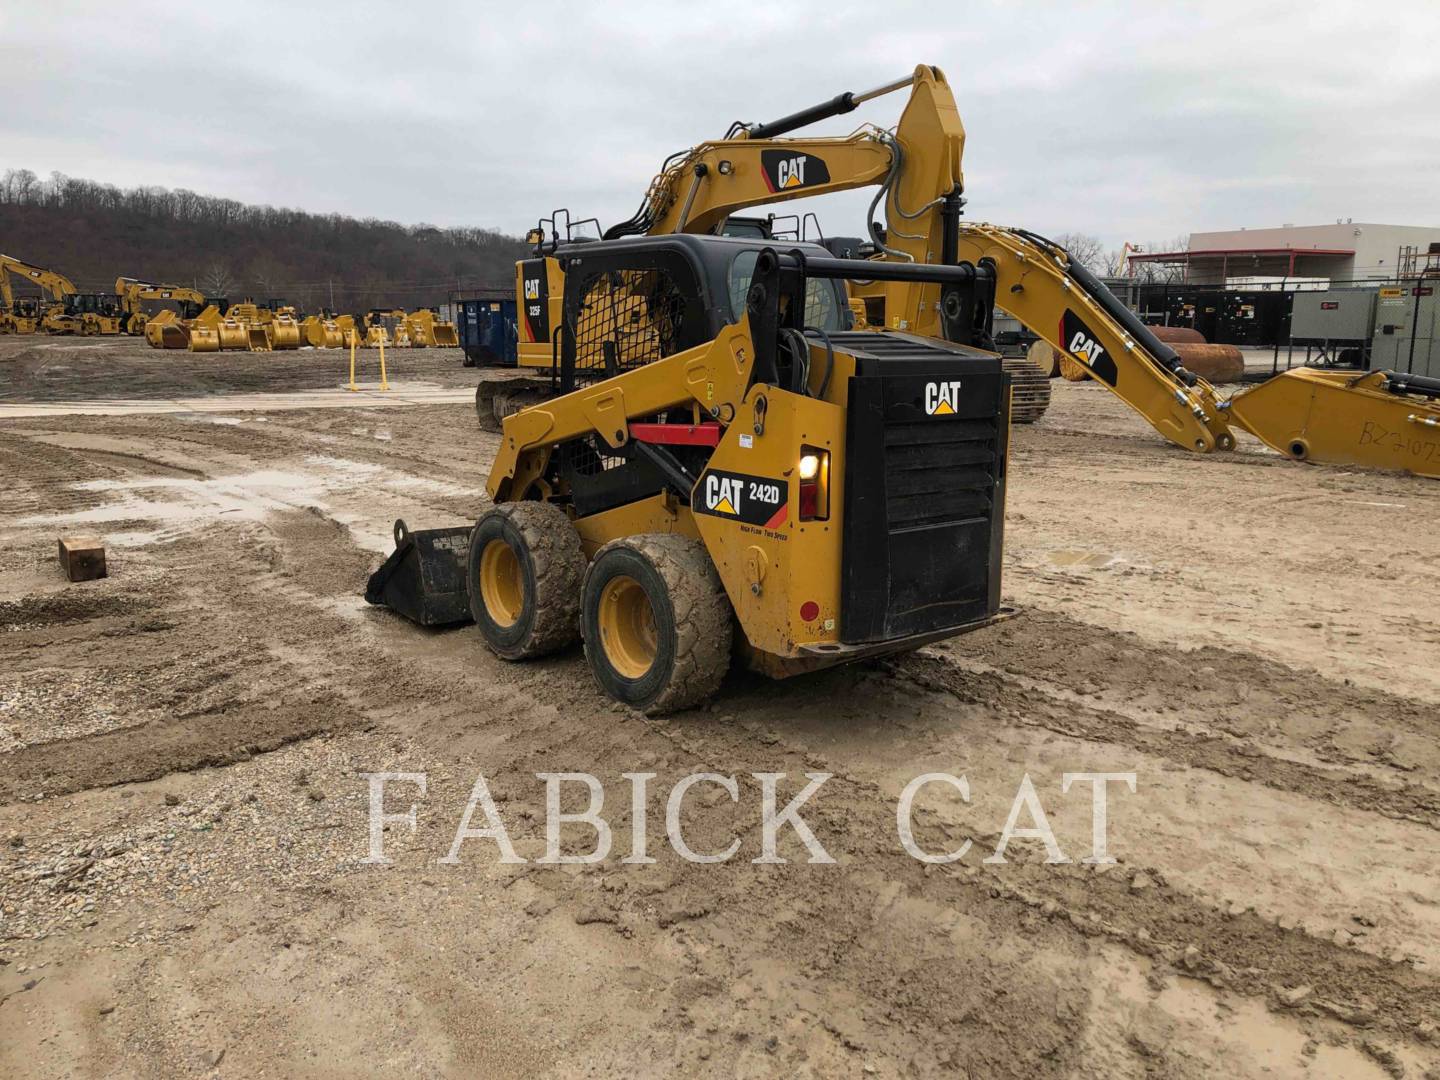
247, 325, 273, 351
432, 321, 460, 348
302, 316, 344, 349
216, 319, 250, 350
1225, 368, 1440, 479
189, 325, 220, 352
366, 325, 389, 348
364, 520, 474, 627
405, 316, 433, 347
145, 310, 189, 349
268, 313, 302, 350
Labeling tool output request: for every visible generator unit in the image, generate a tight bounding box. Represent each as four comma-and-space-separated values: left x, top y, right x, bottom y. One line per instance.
1289, 286, 1379, 367
1372, 282, 1439, 379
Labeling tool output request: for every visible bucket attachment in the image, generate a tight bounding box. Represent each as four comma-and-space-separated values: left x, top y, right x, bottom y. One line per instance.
189, 325, 220, 352
216, 319, 249, 350
432, 322, 460, 347
1226, 368, 1440, 479
405, 315, 432, 347
145, 310, 190, 349
268, 313, 302, 349
247, 325, 272, 351
302, 316, 343, 348
364, 520, 475, 626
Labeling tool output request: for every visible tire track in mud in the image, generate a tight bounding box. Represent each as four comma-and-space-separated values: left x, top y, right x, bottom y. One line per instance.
376, 662, 1440, 1067
889, 651, 1440, 829
0, 695, 365, 803
212, 504, 1440, 1056
277, 575, 1440, 1065
0, 516, 382, 803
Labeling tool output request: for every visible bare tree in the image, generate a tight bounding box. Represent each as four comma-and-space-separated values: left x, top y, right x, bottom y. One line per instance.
200, 262, 237, 298
1126, 235, 1190, 284
1054, 232, 1109, 275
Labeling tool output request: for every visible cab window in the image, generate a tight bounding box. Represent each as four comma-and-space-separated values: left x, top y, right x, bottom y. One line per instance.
726, 250, 847, 332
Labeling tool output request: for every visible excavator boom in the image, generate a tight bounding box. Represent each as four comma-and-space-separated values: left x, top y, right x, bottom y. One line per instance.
605, 69, 1438, 479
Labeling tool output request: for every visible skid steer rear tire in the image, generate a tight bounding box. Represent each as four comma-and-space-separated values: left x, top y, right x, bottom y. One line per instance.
467, 502, 585, 660
581, 535, 732, 714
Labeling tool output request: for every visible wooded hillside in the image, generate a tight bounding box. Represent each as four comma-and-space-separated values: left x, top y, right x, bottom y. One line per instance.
0, 169, 525, 313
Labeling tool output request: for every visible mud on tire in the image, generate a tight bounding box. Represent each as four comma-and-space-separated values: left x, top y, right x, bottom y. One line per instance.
581, 534, 733, 714
467, 501, 585, 660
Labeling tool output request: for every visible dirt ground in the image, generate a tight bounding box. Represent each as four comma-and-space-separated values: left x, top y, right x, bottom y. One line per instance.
1, 336, 1438, 1078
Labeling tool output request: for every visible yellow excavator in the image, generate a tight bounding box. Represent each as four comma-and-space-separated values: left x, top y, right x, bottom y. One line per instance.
115, 277, 206, 336
0, 254, 77, 334
497, 67, 1439, 479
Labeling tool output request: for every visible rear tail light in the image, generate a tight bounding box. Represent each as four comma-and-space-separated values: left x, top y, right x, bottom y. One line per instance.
798, 446, 829, 521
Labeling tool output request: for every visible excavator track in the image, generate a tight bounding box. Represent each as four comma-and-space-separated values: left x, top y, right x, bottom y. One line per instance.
1001, 356, 1052, 423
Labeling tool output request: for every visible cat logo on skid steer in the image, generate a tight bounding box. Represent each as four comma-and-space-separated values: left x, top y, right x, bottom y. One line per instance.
706, 475, 744, 516
694, 468, 788, 528
924, 380, 964, 416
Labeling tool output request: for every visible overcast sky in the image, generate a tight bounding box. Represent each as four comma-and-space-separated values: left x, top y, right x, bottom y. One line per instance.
4, 2, 1437, 247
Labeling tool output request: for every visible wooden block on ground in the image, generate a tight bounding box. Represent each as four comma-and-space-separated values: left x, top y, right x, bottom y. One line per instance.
58, 536, 106, 582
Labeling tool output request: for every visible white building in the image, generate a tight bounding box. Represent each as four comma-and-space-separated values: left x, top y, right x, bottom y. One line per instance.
1129, 222, 1440, 285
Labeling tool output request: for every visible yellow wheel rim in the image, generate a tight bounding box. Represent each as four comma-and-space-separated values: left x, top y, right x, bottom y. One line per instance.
598, 575, 658, 679
479, 538, 524, 628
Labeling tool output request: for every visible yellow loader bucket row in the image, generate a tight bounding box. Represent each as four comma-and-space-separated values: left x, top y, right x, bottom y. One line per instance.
1225, 368, 1440, 480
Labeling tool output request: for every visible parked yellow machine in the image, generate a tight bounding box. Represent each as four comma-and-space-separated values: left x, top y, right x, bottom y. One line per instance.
333, 314, 364, 348
257, 302, 302, 350
115, 277, 206, 336
1, 254, 77, 335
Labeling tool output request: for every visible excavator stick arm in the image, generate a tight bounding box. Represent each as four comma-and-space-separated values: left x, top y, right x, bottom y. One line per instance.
947, 224, 1233, 453
1223, 368, 1440, 479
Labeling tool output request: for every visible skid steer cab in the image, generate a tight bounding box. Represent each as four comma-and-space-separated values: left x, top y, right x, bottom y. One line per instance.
382, 234, 1013, 712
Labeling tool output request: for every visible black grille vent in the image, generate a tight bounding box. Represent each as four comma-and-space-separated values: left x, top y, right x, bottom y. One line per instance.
883, 418, 998, 530
839, 331, 1009, 644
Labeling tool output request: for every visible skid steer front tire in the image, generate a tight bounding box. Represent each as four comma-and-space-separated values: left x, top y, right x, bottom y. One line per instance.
581, 535, 732, 714
467, 502, 585, 660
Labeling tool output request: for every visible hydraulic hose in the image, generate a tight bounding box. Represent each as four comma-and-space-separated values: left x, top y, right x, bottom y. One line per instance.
1013, 228, 1191, 382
